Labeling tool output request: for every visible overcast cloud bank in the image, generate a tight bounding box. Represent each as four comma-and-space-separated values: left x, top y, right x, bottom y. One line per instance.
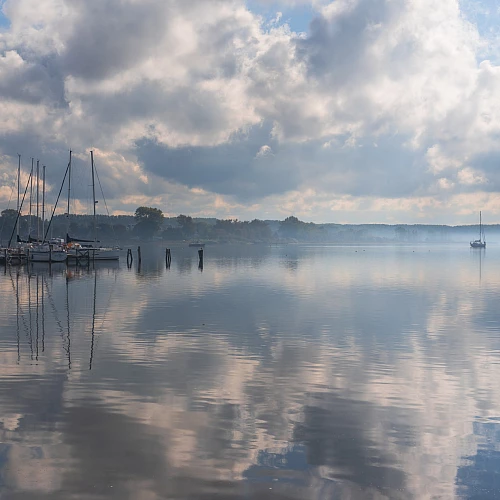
0, 0, 499, 223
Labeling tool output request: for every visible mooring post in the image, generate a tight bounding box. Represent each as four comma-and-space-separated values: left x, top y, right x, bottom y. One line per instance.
3, 248, 7, 265
165, 248, 171, 268
137, 246, 142, 265
198, 248, 203, 269
49, 244, 52, 263
126, 248, 133, 268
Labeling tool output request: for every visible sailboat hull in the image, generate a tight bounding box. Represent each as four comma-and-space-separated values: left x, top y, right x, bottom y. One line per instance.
30, 250, 67, 262
67, 247, 120, 261
470, 241, 486, 248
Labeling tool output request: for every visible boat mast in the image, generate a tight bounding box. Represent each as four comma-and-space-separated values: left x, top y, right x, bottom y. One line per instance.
480, 211, 482, 241
36, 160, 40, 241
91, 150, 97, 244
67, 150, 72, 217
42, 165, 46, 239
29, 158, 33, 239
66, 150, 72, 239
43, 153, 72, 243
16, 154, 21, 244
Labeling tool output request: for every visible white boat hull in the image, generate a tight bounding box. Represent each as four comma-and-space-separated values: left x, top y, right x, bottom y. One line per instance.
30, 250, 67, 263
67, 247, 120, 261
470, 241, 486, 248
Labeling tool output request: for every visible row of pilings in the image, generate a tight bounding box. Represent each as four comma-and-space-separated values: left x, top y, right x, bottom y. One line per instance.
126, 246, 203, 270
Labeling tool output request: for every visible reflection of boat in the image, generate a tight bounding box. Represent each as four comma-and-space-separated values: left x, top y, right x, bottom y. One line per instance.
470, 211, 486, 248
189, 242, 205, 247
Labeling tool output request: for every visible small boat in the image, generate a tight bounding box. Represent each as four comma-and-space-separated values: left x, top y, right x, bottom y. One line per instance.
470, 211, 486, 248
189, 242, 205, 247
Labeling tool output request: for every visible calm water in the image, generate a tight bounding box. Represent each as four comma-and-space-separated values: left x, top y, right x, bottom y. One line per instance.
0, 244, 500, 499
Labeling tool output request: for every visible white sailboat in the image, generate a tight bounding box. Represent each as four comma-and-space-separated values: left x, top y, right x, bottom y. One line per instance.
66, 151, 119, 261
30, 159, 67, 263
470, 211, 486, 249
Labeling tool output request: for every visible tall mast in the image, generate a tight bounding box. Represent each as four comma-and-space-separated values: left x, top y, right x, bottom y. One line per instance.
16, 154, 21, 243
91, 150, 97, 244
42, 166, 46, 239
29, 158, 34, 238
67, 150, 72, 217
480, 211, 482, 241
36, 160, 40, 241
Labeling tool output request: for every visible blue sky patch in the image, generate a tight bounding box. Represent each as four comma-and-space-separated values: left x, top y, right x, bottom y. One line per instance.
246, 0, 317, 34
0, 1, 9, 30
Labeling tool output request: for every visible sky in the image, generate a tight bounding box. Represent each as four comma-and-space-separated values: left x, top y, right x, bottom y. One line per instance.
0, 0, 500, 224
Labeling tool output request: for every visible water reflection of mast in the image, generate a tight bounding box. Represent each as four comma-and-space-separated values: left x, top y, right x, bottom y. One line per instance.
27, 273, 33, 360
16, 271, 20, 363
36, 275, 39, 361
41, 274, 45, 352
44, 278, 68, 364
9, 269, 30, 360
89, 270, 97, 370
65, 271, 71, 369
479, 248, 482, 284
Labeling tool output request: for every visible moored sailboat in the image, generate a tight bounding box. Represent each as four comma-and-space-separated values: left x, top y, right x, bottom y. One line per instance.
66, 151, 119, 261
30, 160, 67, 262
470, 211, 486, 248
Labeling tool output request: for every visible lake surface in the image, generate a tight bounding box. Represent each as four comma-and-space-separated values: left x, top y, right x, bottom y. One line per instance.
0, 244, 500, 499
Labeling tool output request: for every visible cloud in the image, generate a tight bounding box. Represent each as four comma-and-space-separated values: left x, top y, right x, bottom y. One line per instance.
0, 0, 499, 222
255, 144, 273, 158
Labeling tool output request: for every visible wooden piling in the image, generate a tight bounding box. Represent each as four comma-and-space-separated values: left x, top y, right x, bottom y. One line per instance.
166, 248, 171, 268
137, 246, 142, 264
198, 248, 203, 269
126, 248, 133, 268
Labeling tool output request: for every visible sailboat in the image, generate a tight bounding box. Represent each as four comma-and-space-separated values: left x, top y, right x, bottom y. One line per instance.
66, 151, 119, 261
470, 211, 486, 248
30, 159, 67, 262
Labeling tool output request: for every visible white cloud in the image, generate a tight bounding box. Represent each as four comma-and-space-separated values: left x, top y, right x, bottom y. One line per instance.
255, 144, 273, 158
457, 167, 487, 185
0, 0, 499, 222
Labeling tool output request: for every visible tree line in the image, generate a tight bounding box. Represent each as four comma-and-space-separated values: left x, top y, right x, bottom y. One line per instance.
2, 206, 493, 245
0, 206, 323, 244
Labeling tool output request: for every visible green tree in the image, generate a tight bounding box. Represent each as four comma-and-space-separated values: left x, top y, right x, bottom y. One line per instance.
1, 208, 18, 242
112, 224, 128, 239
279, 216, 302, 239
134, 206, 164, 239
176, 214, 195, 237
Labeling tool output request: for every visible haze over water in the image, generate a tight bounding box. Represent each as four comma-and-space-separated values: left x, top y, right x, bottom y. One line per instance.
0, 244, 499, 499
